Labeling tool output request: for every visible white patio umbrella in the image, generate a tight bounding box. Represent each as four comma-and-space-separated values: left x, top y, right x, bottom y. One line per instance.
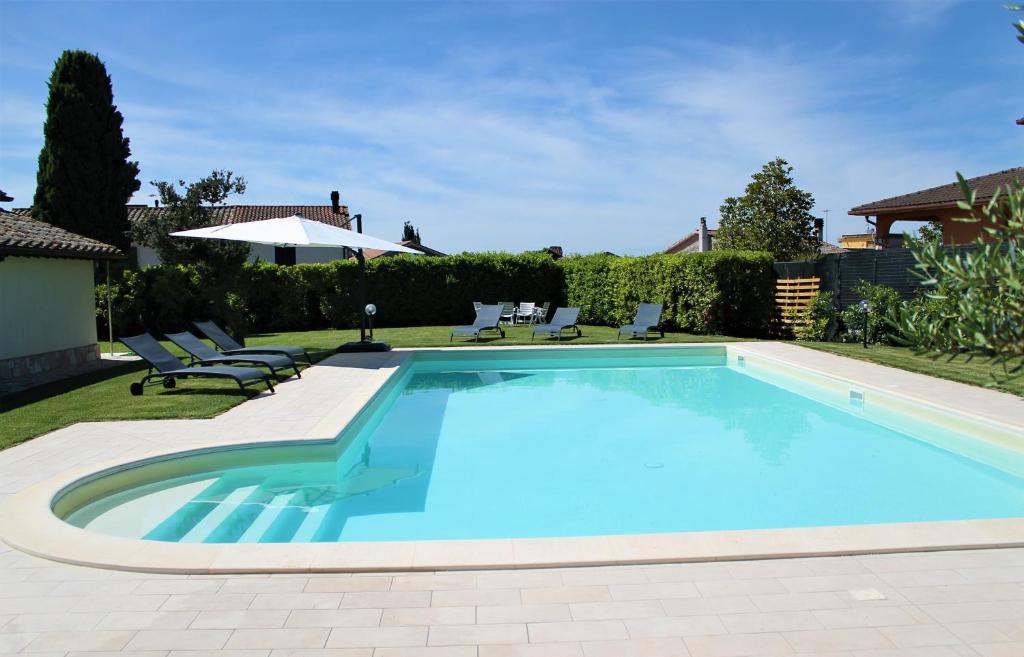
170, 213, 419, 253
170, 213, 417, 352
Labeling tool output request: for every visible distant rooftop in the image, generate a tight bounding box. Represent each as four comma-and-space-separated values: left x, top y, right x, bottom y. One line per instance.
0, 210, 123, 260
123, 204, 352, 228
850, 167, 1024, 216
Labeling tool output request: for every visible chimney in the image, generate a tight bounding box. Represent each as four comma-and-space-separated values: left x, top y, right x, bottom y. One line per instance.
698, 217, 709, 252
154, 200, 159, 208
330, 191, 340, 214
547, 246, 563, 259
813, 217, 824, 242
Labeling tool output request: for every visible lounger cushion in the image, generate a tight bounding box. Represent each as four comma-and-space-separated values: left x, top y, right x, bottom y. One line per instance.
224, 345, 307, 360
205, 353, 295, 369
166, 365, 268, 381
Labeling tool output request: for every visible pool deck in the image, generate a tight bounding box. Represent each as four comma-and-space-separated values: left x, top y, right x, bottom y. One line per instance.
1, 342, 1023, 654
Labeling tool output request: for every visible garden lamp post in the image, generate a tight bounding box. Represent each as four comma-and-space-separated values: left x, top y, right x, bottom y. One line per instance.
365, 303, 377, 342
860, 299, 869, 349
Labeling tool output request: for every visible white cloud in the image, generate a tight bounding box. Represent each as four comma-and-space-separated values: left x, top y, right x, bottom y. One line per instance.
2, 28, 1016, 253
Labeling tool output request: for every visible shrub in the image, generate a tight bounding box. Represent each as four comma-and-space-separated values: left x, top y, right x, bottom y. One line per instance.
561, 250, 775, 337
98, 250, 776, 338
839, 281, 902, 345
794, 291, 836, 341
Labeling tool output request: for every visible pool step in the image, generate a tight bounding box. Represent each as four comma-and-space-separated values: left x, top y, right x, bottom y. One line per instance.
238, 493, 294, 543
179, 486, 257, 543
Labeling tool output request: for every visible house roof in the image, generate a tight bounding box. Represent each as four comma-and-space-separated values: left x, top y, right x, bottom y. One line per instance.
818, 241, 845, 255
0, 189, 12, 203
849, 167, 1024, 216
124, 204, 352, 228
0, 210, 123, 260
664, 228, 717, 254
356, 240, 446, 261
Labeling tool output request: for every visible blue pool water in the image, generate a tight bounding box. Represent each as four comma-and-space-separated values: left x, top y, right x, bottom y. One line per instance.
60, 347, 1024, 542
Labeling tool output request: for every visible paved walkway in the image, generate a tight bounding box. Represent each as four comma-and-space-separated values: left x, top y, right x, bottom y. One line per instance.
1, 348, 1022, 655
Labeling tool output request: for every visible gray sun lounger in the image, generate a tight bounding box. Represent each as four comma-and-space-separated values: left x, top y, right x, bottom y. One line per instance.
120, 333, 274, 396
166, 331, 301, 380
450, 304, 506, 342
618, 302, 665, 340
193, 320, 311, 365
533, 307, 581, 341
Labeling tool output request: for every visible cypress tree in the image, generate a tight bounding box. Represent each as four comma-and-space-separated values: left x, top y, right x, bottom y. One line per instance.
33, 50, 140, 250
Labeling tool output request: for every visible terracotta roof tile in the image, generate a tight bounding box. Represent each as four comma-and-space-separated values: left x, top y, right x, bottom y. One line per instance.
850, 167, 1024, 216
0, 210, 123, 259
125, 204, 352, 228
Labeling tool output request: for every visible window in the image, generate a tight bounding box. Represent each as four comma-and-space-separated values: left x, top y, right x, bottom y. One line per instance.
274, 246, 297, 266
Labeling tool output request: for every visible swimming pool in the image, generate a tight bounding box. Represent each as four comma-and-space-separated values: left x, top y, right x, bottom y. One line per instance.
54, 346, 1024, 545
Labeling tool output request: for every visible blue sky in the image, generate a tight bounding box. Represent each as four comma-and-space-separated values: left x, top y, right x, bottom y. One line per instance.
1, 1, 1021, 254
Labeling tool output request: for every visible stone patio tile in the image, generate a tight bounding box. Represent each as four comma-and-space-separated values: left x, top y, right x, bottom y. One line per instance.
135, 580, 226, 595
340, 592, 430, 609
168, 652, 267, 657
811, 606, 918, 628
624, 615, 726, 638
642, 563, 731, 583
919, 601, 1024, 623
972, 643, 1024, 657
161, 594, 256, 612
481, 643, 583, 657
660, 596, 759, 617
581, 637, 688, 657
719, 611, 823, 633
379, 606, 474, 626
73, 594, 171, 613
877, 623, 961, 647
284, 609, 383, 628
568, 600, 664, 621
325, 626, 427, 648
25, 629, 136, 651
389, 574, 475, 591
432, 589, 519, 607
98, 610, 199, 630
521, 587, 611, 605
477, 604, 572, 624
428, 623, 528, 645
225, 628, 330, 649
695, 579, 787, 598
610, 582, 699, 601
268, 646, 372, 650
475, 571, 563, 590
220, 579, 310, 594
5, 611, 105, 632
375, 647, 476, 657
684, 632, 793, 657
251, 594, 344, 611
304, 578, 392, 593
875, 570, 969, 588
126, 629, 233, 651
560, 567, 648, 586
0, 631, 38, 652
190, 610, 290, 629
528, 620, 627, 643
749, 592, 848, 612
781, 627, 892, 652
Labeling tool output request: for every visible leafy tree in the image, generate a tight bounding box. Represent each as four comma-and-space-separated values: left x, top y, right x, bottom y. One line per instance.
131, 170, 249, 268
895, 176, 1024, 380
715, 158, 820, 260
915, 219, 944, 243
893, 5, 1024, 382
402, 221, 421, 244
33, 50, 140, 251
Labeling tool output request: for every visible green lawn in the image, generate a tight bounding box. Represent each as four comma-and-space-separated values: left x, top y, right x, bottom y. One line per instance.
0, 325, 738, 450
799, 341, 1023, 397
2, 326, 1017, 451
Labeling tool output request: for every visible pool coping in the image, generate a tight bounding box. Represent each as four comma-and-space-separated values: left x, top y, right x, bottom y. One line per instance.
2, 341, 1023, 574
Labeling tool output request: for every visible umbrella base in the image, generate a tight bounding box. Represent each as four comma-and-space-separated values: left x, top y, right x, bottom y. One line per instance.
336, 340, 392, 353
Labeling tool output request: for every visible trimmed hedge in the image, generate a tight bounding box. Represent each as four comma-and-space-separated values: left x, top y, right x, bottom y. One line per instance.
98, 250, 775, 338
562, 251, 774, 337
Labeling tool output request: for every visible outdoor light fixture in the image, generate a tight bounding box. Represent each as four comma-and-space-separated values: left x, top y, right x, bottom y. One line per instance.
365, 304, 377, 341
860, 300, 870, 349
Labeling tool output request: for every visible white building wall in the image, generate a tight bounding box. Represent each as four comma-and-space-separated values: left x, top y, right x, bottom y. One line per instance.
134, 243, 347, 267
0, 257, 98, 360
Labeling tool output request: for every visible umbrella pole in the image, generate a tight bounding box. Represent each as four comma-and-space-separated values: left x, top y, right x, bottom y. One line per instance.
106, 261, 113, 356
336, 213, 390, 353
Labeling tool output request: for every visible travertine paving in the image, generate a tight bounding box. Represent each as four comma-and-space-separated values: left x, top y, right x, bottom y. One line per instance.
1, 346, 1021, 655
